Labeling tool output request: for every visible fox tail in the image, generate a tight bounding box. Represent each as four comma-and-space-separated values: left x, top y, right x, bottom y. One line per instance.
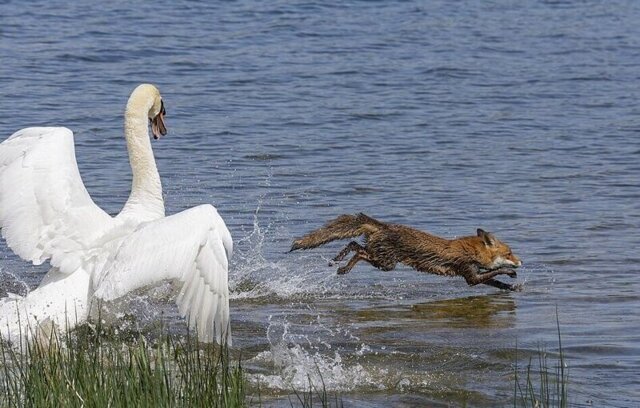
290, 213, 383, 251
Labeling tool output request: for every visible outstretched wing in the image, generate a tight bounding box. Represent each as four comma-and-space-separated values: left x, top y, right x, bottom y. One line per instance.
0, 127, 114, 272
93, 204, 233, 344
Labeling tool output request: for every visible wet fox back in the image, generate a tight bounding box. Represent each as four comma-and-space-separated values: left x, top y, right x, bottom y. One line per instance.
365, 224, 452, 268
375, 226, 521, 275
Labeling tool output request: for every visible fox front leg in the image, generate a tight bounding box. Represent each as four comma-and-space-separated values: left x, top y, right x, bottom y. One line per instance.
463, 267, 518, 287
479, 267, 517, 278
482, 278, 520, 291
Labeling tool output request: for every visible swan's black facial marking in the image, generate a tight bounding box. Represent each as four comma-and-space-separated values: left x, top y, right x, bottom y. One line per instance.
151, 99, 167, 140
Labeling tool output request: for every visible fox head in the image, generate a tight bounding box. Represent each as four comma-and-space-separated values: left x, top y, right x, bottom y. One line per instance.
475, 229, 522, 270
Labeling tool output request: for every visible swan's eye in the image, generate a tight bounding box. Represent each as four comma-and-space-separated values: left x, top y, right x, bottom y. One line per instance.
160, 100, 166, 116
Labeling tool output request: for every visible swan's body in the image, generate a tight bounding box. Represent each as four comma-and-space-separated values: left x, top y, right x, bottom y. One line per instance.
0, 84, 232, 345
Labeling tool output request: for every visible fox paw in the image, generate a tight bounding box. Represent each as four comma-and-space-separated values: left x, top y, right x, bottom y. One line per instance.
337, 266, 350, 275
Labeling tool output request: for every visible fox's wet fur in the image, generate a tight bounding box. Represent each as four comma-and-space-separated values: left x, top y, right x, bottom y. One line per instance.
290, 213, 523, 291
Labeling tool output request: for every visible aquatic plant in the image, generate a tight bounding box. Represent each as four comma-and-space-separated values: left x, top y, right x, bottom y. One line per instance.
0, 321, 244, 408
287, 373, 344, 408
514, 310, 569, 408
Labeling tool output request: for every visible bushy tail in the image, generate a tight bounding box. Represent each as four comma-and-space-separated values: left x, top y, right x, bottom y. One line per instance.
290, 213, 383, 251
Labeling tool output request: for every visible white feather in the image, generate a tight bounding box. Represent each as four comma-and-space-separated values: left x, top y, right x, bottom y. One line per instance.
92, 205, 232, 344
0, 84, 232, 345
0, 127, 113, 268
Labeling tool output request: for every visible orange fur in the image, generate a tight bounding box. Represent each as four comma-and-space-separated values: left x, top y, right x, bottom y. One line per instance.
291, 214, 522, 291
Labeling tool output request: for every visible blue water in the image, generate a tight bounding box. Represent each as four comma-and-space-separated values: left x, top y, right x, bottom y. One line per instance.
1, 0, 640, 406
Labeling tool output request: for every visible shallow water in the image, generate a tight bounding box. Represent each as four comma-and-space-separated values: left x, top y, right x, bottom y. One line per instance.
1, 0, 640, 406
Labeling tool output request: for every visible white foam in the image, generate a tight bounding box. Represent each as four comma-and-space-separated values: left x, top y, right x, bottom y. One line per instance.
245, 317, 443, 394
248, 342, 381, 392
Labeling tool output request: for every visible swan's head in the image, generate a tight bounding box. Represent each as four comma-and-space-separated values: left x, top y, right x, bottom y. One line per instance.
148, 88, 167, 140
128, 83, 167, 140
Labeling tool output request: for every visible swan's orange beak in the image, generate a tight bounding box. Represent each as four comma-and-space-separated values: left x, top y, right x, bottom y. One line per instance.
151, 101, 167, 140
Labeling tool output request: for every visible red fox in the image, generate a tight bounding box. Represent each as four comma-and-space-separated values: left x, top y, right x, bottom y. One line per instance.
290, 213, 523, 291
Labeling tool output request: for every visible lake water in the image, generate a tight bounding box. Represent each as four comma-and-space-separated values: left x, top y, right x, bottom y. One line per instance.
1, 0, 639, 406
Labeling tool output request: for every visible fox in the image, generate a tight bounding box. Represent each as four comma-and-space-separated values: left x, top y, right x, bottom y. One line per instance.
290, 213, 523, 291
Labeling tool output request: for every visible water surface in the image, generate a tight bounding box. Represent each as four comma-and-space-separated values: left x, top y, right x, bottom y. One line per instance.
1, 1, 639, 406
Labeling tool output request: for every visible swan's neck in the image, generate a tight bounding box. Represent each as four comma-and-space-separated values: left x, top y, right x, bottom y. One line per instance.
120, 104, 165, 220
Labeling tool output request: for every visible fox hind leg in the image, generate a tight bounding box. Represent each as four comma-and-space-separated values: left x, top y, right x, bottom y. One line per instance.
335, 247, 397, 275
337, 249, 370, 275
330, 241, 364, 266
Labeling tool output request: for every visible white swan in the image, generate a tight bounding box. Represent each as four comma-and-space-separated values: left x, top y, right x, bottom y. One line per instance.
0, 84, 232, 345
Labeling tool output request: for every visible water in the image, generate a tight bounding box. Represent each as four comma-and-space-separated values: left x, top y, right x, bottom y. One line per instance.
1, 0, 639, 406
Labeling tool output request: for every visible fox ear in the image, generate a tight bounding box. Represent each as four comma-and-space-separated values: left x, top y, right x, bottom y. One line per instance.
477, 229, 496, 246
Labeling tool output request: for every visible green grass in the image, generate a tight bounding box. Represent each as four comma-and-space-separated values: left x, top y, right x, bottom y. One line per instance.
513, 309, 569, 408
287, 374, 344, 408
0, 322, 245, 408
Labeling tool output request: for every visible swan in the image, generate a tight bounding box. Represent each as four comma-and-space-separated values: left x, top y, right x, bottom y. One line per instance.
0, 84, 232, 345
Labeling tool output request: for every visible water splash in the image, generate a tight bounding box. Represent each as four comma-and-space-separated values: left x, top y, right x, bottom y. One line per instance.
247, 317, 382, 392
249, 343, 379, 392
245, 316, 447, 394
229, 202, 349, 301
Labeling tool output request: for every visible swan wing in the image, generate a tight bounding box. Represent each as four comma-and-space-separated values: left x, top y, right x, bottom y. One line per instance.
93, 204, 233, 344
0, 127, 113, 272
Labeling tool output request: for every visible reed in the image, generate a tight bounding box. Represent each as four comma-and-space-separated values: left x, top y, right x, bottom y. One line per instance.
0, 319, 245, 408
513, 309, 569, 408
288, 374, 343, 408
